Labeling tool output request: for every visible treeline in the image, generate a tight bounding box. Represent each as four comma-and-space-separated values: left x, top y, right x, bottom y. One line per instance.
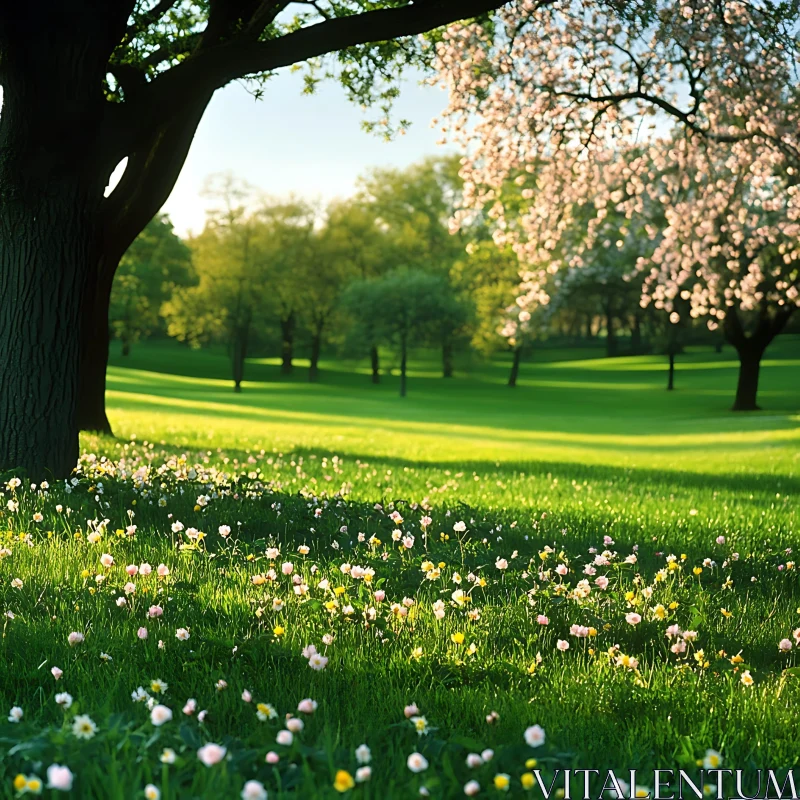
110, 159, 792, 394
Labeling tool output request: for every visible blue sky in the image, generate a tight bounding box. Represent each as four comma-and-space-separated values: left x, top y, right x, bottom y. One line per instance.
160, 70, 454, 236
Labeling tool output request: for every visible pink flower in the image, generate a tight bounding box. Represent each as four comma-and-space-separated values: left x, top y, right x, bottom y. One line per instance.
537, 615, 549, 625
157, 564, 170, 578
625, 613, 642, 626
126, 564, 138, 576
197, 743, 226, 767
281, 562, 294, 575
139, 563, 152, 576
51, 666, 63, 681
67, 632, 84, 646
265, 751, 280, 764
779, 639, 793, 651
242, 690, 252, 703
148, 605, 163, 618
374, 590, 385, 602
556, 639, 569, 651
716, 536, 726, 545
555, 564, 568, 576
100, 553, 114, 568
297, 698, 317, 714
595, 576, 609, 590
183, 699, 197, 716
404, 703, 419, 719
137, 627, 148, 640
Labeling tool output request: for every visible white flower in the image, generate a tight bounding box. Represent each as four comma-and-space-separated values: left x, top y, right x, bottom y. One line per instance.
241, 780, 268, 800
175, 628, 190, 641
524, 724, 546, 748
47, 764, 74, 791
703, 749, 723, 769
197, 743, 227, 767
8, 706, 22, 722
355, 744, 371, 764
356, 766, 372, 783
453, 521, 467, 532
407, 753, 429, 773
145, 785, 161, 800
72, 714, 98, 739
67, 632, 84, 646
150, 705, 173, 726
276, 730, 293, 746
55, 692, 73, 709
308, 653, 328, 670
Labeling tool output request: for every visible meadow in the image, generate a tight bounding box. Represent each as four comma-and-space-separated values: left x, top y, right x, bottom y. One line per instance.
0, 338, 797, 799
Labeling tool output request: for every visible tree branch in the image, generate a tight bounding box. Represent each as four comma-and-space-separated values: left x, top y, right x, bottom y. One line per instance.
123, 0, 507, 135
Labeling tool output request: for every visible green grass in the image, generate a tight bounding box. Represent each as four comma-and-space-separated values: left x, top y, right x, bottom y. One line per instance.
0, 338, 797, 798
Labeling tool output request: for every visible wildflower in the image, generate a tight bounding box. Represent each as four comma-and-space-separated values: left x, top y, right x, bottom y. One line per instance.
494, 774, 511, 792
285, 717, 304, 733
150, 705, 173, 726
137, 627, 148, 640
256, 703, 277, 721
241, 780, 267, 800
355, 744, 371, 764
451, 632, 465, 645
308, 653, 328, 670
273, 625, 285, 637
242, 689, 252, 703
55, 693, 73, 710
522, 773, 535, 790
466, 753, 483, 768
46, 765, 73, 792
145, 786, 161, 800
404, 703, 419, 718
779, 639, 792, 651
524, 724, 546, 747
740, 670, 754, 686
407, 753, 429, 773
160, 749, 176, 764
67, 632, 84, 646
298, 698, 318, 714
8, 706, 22, 723
355, 766, 372, 783
481, 749, 494, 762
265, 751, 280, 764
703, 750, 723, 769
72, 714, 97, 739
537, 615, 549, 625
175, 628, 190, 641
556, 639, 569, 651
410, 716, 429, 735
276, 730, 293, 746
197, 743, 227, 767
626, 613, 642, 626
495, 558, 508, 570
333, 770, 355, 792
453, 521, 466, 532
464, 781, 481, 796
150, 679, 167, 695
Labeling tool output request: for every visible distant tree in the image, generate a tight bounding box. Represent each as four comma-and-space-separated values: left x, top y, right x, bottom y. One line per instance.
110, 214, 193, 356
162, 179, 266, 392
342, 268, 466, 396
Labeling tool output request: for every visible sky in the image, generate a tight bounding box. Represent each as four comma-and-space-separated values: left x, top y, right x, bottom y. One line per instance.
156, 70, 454, 237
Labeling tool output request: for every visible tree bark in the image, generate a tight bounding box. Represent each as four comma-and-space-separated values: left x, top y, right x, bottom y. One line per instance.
232, 325, 248, 393
399, 335, 408, 397
585, 314, 594, 339
508, 347, 522, 388
309, 328, 322, 382
630, 314, 642, 353
442, 338, 454, 378
370, 344, 380, 384
731, 345, 763, 411
280, 312, 295, 375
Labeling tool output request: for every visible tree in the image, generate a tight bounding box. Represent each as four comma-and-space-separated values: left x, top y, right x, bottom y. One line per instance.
109, 213, 193, 356
434, 1, 800, 410
358, 156, 468, 376
0, 0, 509, 477
162, 180, 266, 393
342, 268, 465, 396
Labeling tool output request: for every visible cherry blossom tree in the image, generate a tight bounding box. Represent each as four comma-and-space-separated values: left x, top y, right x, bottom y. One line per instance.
433, 0, 800, 410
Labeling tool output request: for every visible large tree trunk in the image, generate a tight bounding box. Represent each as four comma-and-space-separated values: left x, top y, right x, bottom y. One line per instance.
508, 347, 522, 388
584, 314, 594, 339
442, 338, 454, 378
76, 261, 115, 434
280, 312, 295, 375
399, 336, 408, 397
309, 327, 322, 383
0, 14, 114, 477
370, 344, 380, 384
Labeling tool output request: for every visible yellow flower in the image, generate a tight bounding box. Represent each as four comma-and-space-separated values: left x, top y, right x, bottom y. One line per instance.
652, 604, 667, 620
720, 608, 732, 618
13, 775, 26, 791
740, 670, 754, 686
273, 625, 285, 636
493, 773, 511, 791
522, 772, 535, 790
333, 770, 355, 793
693, 567, 703, 576
730, 653, 744, 665
451, 632, 465, 645
334, 586, 346, 596
525, 759, 537, 769
421, 561, 434, 572
668, 601, 679, 610
26, 777, 42, 793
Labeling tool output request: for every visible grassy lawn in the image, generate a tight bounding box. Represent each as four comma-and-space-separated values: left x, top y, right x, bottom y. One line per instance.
0, 338, 797, 798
